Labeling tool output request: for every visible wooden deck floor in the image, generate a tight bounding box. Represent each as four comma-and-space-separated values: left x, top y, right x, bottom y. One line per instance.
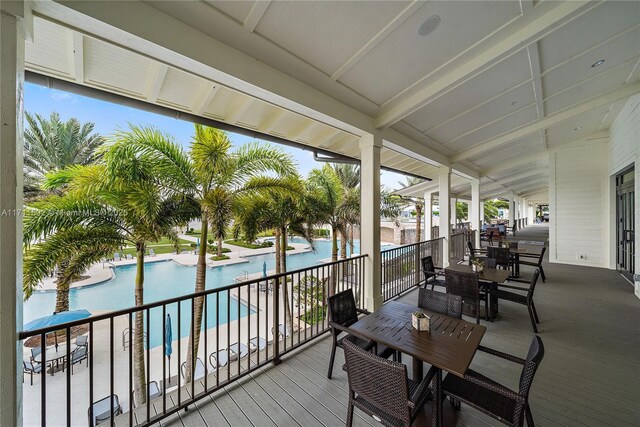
168, 226, 640, 427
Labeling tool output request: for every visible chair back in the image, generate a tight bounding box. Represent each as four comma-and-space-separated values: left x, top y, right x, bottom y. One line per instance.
327, 289, 358, 328
526, 270, 541, 300
537, 246, 547, 263
76, 335, 88, 347
31, 346, 41, 359
514, 335, 545, 422
467, 241, 475, 257
72, 345, 88, 362
509, 242, 518, 249
445, 270, 479, 309
418, 289, 462, 319
421, 256, 436, 282
343, 339, 412, 426
487, 246, 510, 268
469, 256, 497, 269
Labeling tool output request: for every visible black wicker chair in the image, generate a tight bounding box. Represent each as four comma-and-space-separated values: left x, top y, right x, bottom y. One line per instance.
418, 288, 462, 319
444, 269, 486, 324
421, 256, 445, 290
518, 247, 547, 283
493, 270, 541, 333
467, 241, 487, 259
469, 256, 497, 269
327, 289, 394, 379
443, 335, 545, 427
343, 339, 436, 427
487, 246, 510, 271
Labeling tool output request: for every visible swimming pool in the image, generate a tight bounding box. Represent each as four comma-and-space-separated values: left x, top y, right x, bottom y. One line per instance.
23, 238, 394, 346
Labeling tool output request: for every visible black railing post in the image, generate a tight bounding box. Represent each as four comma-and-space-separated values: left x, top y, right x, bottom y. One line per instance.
273, 275, 281, 365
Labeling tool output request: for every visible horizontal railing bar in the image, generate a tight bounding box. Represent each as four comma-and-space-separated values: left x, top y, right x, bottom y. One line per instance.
380, 237, 444, 255
18, 255, 367, 339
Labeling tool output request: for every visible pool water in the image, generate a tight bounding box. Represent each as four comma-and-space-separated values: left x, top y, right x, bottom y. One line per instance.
23, 238, 394, 346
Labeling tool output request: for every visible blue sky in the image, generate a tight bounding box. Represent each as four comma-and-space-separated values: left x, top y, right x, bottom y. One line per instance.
25, 83, 407, 189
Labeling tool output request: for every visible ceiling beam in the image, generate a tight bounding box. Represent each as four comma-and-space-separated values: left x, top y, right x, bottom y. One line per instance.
191, 82, 220, 115
331, 1, 423, 81
382, 128, 449, 167
71, 32, 84, 83
451, 83, 639, 162
145, 62, 168, 103
488, 168, 546, 187
243, 0, 271, 33
526, 42, 548, 150
374, 1, 600, 128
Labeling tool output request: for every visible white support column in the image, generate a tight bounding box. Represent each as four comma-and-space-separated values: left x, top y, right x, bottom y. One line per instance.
480, 201, 485, 223
1, 2, 25, 425
450, 197, 457, 227
470, 179, 481, 248
423, 191, 434, 240
360, 133, 382, 311
439, 168, 451, 267
508, 191, 515, 227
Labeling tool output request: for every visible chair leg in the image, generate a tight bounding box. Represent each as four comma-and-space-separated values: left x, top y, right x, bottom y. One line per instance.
327, 341, 337, 379
525, 406, 535, 427
527, 304, 538, 333
346, 393, 355, 427
539, 265, 546, 283
30, 371, 33, 386
531, 301, 540, 324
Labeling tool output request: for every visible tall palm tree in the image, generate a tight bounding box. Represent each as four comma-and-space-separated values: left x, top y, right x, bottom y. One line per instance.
121, 124, 296, 382
24, 111, 105, 200
22, 125, 198, 405
23, 111, 105, 312
332, 164, 360, 259
398, 177, 426, 242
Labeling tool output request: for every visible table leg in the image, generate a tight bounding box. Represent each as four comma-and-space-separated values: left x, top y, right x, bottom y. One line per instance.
412, 356, 423, 381
433, 369, 443, 427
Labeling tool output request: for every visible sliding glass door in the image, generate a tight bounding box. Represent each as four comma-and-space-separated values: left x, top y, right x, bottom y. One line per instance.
616, 167, 635, 282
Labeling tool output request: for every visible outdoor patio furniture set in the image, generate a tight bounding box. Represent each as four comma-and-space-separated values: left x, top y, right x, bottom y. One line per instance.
23, 335, 89, 385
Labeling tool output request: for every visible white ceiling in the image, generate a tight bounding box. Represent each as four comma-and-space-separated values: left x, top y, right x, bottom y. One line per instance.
26, 0, 640, 203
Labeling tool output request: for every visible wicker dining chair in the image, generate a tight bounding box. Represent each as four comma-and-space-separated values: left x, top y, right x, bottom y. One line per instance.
443, 335, 545, 427
487, 246, 510, 271
421, 256, 445, 290
417, 288, 462, 319
327, 289, 394, 379
518, 247, 547, 282
444, 269, 486, 324
343, 339, 435, 427
469, 256, 497, 269
493, 270, 541, 333
467, 241, 487, 259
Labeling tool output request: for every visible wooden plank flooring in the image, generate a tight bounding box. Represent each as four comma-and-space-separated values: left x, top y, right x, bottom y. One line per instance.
168, 226, 640, 427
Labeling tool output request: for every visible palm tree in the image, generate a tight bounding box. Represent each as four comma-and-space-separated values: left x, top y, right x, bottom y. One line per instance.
397, 177, 425, 242
121, 124, 296, 383
332, 164, 360, 259
24, 111, 105, 200
22, 125, 198, 405
23, 111, 106, 312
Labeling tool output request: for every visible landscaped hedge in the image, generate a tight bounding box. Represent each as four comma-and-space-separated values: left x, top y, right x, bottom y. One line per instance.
225, 239, 274, 249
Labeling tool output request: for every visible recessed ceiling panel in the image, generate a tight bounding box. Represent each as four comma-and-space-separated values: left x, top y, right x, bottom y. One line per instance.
442, 104, 539, 152
404, 50, 532, 132
545, 106, 611, 146
544, 59, 639, 115
157, 68, 206, 111
538, 1, 640, 72
83, 37, 151, 98
25, 17, 73, 79
255, 1, 408, 76
203, 0, 254, 24
340, 1, 522, 105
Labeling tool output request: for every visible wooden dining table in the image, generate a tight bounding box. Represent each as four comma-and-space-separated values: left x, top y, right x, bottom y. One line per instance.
349, 301, 486, 427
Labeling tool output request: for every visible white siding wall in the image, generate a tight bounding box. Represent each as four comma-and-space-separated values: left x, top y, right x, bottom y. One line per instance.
609, 94, 640, 298
549, 140, 609, 267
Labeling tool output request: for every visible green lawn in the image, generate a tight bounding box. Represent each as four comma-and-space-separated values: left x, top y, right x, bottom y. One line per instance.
210, 255, 230, 261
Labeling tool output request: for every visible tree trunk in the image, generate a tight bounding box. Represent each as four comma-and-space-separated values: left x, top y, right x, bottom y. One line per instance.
330, 225, 338, 296
54, 260, 70, 313
274, 228, 281, 275
217, 236, 223, 257
133, 243, 147, 405
280, 227, 293, 331
415, 203, 422, 243
185, 217, 208, 383
349, 225, 355, 257
340, 229, 347, 260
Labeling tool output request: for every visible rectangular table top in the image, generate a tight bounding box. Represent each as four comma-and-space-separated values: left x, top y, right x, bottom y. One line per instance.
445, 263, 510, 283
488, 245, 529, 254
349, 301, 486, 377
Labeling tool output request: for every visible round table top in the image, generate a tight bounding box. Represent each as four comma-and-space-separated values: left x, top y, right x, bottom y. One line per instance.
34, 344, 73, 363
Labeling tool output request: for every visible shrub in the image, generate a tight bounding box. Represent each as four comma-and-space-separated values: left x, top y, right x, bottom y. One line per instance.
210, 255, 230, 261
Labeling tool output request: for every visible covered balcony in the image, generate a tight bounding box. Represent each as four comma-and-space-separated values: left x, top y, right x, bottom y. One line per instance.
1, 1, 639, 426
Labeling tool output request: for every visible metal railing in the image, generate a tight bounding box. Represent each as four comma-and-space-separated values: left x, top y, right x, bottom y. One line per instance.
450, 229, 473, 261
380, 238, 444, 302
430, 226, 439, 239
18, 255, 365, 426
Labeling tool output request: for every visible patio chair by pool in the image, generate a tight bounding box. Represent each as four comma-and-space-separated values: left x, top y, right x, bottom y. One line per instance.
272, 324, 291, 341
180, 357, 206, 381
149, 248, 156, 256
70, 345, 88, 374
88, 394, 122, 426
209, 350, 230, 368
249, 337, 267, 352
113, 253, 121, 262
125, 254, 133, 260
343, 339, 435, 427
443, 335, 544, 427
75, 334, 88, 349
148, 381, 162, 401
229, 342, 249, 359
23, 360, 42, 386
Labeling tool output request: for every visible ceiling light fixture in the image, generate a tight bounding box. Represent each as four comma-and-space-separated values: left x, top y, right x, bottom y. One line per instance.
418, 15, 441, 36
591, 59, 605, 68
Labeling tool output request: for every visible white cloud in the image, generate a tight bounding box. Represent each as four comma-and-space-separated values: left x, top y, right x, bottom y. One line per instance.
49, 90, 74, 102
